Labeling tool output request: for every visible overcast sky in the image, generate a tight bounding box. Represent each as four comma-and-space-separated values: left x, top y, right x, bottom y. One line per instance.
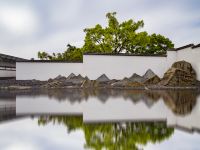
0, 0, 200, 59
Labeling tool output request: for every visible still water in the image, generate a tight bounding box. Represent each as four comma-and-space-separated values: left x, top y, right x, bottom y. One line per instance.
0, 89, 200, 150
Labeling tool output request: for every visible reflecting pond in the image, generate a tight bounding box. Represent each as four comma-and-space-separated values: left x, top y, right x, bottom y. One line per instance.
0, 89, 200, 150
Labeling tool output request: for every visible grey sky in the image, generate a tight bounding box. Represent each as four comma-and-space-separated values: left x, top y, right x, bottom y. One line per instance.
0, 0, 200, 59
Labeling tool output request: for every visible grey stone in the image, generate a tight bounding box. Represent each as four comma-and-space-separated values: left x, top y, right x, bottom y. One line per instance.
96, 74, 110, 82
143, 75, 161, 85
66, 73, 76, 80
129, 73, 144, 83
54, 75, 67, 81
143, 69, 156, 79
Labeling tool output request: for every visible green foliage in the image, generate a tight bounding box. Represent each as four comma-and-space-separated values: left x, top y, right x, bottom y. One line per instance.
83, 12, 174, 54
38, 116, 174, 150
38, 115, 83, 132
38, 44, 83, 61
37, 12, 174, 61
37, 51, 50, 60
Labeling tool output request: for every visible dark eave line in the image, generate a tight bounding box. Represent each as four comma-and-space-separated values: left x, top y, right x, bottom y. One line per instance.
192, 43, 200, 49
166, 48, 176, 51
168, 43, 200, 51
83, 53, 167, 57
17, 60, 83, 63
175, 44, 194, 51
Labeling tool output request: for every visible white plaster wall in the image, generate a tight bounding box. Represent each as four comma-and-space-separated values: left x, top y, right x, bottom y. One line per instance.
83, 55, 167, 80
166, 51, 177, 69
17, 56, 167, 80
177, 47, 200, 80
16, 47, 200, 81
0, 70, 15, 77
16, 62, 83, 80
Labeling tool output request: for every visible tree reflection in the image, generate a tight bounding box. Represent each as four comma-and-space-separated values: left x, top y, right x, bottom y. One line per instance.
38, 116, 174, 150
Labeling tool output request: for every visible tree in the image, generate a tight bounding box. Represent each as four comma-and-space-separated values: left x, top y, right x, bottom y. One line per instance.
83, 12, 174, 54
38, 12, 174, 60
37, 51, 50, 60
38, 44, 83, 61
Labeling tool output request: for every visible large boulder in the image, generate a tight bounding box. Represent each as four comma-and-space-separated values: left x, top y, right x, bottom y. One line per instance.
160, 61, 196, 86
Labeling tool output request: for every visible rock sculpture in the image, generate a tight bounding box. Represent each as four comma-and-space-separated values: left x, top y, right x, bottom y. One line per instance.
160, 61, 196, 86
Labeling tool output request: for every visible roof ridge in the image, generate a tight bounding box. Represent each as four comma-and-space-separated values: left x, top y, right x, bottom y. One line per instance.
192, 43, 200, 49
83, 53, 167, 57
175, 44, 194, 51
0, 53, 27, 61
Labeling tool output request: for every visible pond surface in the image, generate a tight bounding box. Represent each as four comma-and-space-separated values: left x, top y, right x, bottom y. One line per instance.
0, 89, 200, 150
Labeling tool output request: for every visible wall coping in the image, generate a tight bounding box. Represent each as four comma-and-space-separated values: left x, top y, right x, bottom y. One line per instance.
83, 53, 167, 57
168, 43, 200, 51
16, 60, 83, 63
192, 43, 200, 49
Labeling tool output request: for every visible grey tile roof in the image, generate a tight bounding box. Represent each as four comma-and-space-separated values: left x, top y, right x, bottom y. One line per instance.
0, 53, 27, 62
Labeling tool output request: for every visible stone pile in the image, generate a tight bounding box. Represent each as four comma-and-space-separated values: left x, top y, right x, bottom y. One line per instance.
42, 61, 197, 89
0, 61, 198, 89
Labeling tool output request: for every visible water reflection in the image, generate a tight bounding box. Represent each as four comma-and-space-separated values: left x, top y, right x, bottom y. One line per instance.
0, 90, 16, 122
162, 90, 197, 115
38, 116, 174, 150
0, 89, 200, 149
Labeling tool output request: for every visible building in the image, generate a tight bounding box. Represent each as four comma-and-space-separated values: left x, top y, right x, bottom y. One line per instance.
0, 53, 26, 79
16, 43, 200, 81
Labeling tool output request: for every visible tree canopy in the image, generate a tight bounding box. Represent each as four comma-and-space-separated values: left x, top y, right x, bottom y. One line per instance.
38, 44, 82, 61
38, 12, 174, 61
83, 12, 174, 54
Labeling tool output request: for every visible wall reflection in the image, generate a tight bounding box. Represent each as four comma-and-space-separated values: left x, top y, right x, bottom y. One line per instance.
0, 89, 200, 133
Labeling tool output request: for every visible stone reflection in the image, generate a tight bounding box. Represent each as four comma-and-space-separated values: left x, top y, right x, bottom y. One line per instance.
15, 89, 200, 115
162, 90, 198, 115
4, 88, 200, 116
38, 115, 174, 150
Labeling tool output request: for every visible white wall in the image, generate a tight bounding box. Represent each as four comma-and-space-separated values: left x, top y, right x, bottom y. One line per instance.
17, 56, 167, 80
0, 70, 15, 78
83, 55, 167, 80
16, 62, 83, 80
166, 51, 177, 69
16, 46, 200, 81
